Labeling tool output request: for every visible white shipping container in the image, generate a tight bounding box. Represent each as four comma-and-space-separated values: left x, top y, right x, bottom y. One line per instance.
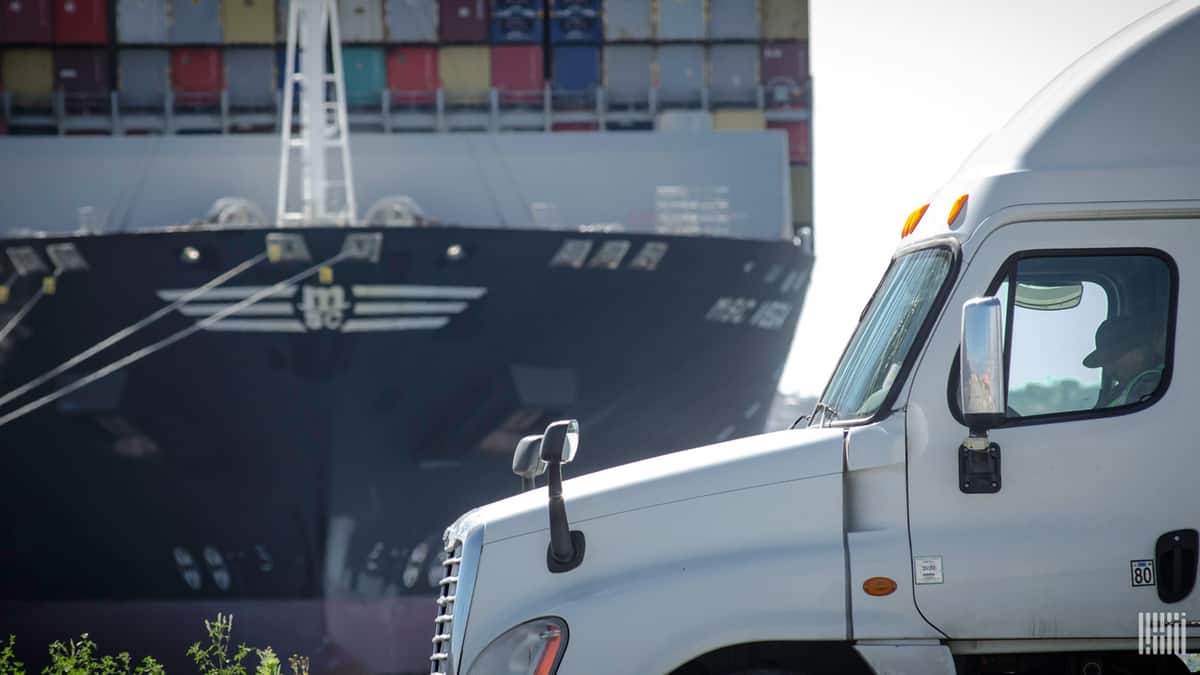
656, 0, 704, 41
656, 44, 705, 105
604, 0, 652, 41
709, 44, 758, 105
604, 44, 653, 102
709, 0, 760, 40
339, 0, 386, 42
170, 0, 221, 43
117, 0, 169, 43
385, 0, 438, 42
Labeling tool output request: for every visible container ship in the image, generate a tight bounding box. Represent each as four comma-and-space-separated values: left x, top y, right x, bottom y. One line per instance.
0, 1, 813, 673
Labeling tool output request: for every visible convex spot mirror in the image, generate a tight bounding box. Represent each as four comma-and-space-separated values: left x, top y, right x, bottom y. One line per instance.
540, 419, 579, 465
512, 434, 546, 480
960, 296, 1006, 433
1014, 282, 1083, 311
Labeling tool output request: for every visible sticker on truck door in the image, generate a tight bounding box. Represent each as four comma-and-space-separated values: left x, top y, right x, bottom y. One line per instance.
1131, 559, 1156, 587
914, 555, 944, 585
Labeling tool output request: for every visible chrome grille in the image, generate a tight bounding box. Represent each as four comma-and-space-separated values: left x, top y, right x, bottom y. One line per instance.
430, 541, 462, 675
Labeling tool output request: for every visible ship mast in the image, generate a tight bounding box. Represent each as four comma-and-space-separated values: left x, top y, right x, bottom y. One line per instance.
276, 0, 358, 226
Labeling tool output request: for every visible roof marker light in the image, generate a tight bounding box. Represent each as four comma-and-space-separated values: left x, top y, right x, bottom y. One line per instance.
901, 204, 929, 239
947, 194, 969, 226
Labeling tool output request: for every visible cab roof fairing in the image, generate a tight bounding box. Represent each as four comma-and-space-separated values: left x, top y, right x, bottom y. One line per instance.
904, 1, 1200, 248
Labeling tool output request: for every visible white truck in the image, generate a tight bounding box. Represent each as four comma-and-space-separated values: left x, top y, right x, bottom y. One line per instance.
428, 3, 1200, 674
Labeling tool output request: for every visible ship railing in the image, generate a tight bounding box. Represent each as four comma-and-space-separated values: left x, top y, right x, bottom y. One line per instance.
0, 83, 813, 137
2, 91, 56, 133
53, 91, 115, 135
115, 90, 169, 134
226, 90, 279, 133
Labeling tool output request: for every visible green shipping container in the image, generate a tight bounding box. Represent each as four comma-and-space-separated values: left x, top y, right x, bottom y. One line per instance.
763, 0, 808, 40
341, 46, 386, 106
223, 0, 276, 44
2, 49, 54, 104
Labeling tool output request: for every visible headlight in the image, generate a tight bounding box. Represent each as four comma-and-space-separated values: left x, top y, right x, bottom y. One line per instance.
464, 617, 567, 675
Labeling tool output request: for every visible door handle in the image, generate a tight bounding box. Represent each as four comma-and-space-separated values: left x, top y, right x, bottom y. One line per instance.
1155, 529, 1198, 604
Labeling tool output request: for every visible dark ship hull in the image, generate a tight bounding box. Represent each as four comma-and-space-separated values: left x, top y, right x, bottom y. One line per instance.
0, 224, 810, 674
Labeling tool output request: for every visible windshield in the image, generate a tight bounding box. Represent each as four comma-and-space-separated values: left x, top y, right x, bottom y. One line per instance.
813, 247, 954, 424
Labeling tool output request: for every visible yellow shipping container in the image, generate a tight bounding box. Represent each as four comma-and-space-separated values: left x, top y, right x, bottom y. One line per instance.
223, 0, 276, 44
790, 165, 813, 225
438, 46, 491, 96
2, 49, 53, 102
763, 0, 809, 40
713, 109, 766, 130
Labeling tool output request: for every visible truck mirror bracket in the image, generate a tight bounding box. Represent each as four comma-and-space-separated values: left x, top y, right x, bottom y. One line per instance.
547, 530, 586, 574
959, 440, 1001, 494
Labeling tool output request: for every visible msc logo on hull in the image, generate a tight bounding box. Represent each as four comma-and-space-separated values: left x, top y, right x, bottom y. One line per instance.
156, 284, 487, 334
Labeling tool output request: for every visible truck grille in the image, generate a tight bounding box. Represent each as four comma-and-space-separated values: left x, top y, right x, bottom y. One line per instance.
430, 540, 463, 675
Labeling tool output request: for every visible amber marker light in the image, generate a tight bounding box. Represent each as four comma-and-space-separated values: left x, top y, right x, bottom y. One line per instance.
947, 194, 969, 226
900, 204, 929, 238
533, 623, 565, 675
863, 576, 898, 596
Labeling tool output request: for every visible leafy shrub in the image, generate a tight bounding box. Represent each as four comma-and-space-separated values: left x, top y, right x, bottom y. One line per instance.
187, 614, 251, 675
42, 634, 163, 675
5, 615, 306, 675
0, 636, 24, 675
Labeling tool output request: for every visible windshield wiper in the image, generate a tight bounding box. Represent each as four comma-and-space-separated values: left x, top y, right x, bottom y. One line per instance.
811, 401, 840, 426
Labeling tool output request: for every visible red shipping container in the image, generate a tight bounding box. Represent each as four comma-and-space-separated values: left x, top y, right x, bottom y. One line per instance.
551, 121, 597, 132
171, 48, 223, 105
387, 47, 438, 104
1, 0, 53, 44
54, 0, 107, 44
491, 45, 542, 104
769, 119, 810, 165
54, 48, 108, 93
762, 41, 810, 108
55, 48, 108, 112
439, 0, 488, 43
761, 41, 808, 84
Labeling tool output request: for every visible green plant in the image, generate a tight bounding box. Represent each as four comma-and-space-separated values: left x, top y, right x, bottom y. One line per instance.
252, 649, 278, 675
0, 635, 25, 675
187, 615, 250, 675
41, 634, 162, 675
285, 656, 306, 675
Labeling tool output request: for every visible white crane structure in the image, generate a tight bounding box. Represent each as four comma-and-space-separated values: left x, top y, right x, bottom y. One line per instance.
276, 0, 358, 226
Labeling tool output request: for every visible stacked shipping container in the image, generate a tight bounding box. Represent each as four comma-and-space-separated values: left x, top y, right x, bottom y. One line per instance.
0, 0, 810, 222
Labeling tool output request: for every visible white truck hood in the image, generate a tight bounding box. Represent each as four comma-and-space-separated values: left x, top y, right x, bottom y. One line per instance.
457, 426, 851, 675
473, 426, 845, 545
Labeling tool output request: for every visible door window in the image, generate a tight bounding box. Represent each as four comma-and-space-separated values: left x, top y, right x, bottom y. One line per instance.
998, 253, 1173, 419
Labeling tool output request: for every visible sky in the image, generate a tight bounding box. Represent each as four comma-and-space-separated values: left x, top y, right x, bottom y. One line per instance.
776, 0, 1168, 396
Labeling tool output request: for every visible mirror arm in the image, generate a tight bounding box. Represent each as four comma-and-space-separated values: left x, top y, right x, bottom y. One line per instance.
547, 462, 573, 560
545, 459, 586, 573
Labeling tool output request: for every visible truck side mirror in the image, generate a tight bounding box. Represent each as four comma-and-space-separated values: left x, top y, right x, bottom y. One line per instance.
512, 434, 545, 493
959, 296, 1005, 494
960, 296, 1006, 433
540, 419, 579, 465
540, 420, 585, 573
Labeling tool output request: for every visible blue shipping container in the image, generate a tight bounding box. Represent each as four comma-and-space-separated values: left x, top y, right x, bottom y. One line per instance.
492, 0, 543, 44
550, 0, 601, 43
552, 45, 599, 91
341, 46, 386, 106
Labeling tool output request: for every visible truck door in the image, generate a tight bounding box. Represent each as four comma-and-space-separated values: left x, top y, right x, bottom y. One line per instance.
905, 217, 1199, 640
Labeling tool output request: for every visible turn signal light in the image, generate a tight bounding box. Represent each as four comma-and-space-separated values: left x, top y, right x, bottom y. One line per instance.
534, 624, 565, 675
900, 204, 929, 238
947, 194, 969, 226
863, 576, 898, 597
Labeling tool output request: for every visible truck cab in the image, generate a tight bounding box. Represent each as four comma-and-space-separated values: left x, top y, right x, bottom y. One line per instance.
430, 3, 1200, 674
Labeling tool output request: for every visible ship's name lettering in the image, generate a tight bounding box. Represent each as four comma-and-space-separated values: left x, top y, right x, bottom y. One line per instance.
706, 297, 792, 330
